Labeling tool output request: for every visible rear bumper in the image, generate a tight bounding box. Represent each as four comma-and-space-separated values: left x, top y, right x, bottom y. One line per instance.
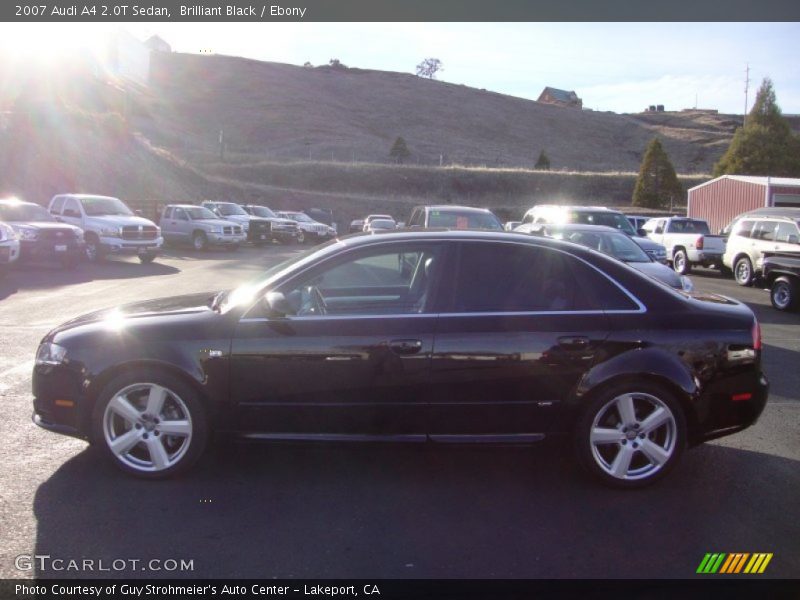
694, 252, 723, 265
693, 372, 769, 444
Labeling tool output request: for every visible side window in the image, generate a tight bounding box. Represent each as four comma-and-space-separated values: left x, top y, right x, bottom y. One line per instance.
734, 220, 754, 239
163, 207, 173, 219
50, 197, 65, 215
522, 212, 534, 225
775, 222, 799, 243
63, 197, 81, 217
408, 210, 421, 227
654, 220, 665, 234
753, 221, 777, 242
448, 243, 594, 313
568, 259, 641, 311
279, 244, 442, 316
174, 208, 188, 220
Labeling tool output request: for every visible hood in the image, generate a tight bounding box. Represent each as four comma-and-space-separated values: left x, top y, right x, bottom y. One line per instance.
629, 261, 683, 289
267, 218, 297, 226
632, 235, 663, 251
54, 291, 218, 332
87, 215, 158, 228
12, 221, 81, 233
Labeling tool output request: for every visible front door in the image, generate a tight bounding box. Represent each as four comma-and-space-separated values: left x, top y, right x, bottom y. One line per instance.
230, 242, 446, 438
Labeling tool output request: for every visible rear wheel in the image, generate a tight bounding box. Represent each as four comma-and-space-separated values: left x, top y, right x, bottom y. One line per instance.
672, 249, 691, 275
770, 276, 799, 311
575, 382, 686, 488
91, 370, 208, 479
734, 256, 754, 286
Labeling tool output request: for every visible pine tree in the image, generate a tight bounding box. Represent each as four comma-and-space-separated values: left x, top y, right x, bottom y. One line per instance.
389, 136, 411, 164
632, 138, 683, 209
713, 78, 800, 177
534, 150, 551, 170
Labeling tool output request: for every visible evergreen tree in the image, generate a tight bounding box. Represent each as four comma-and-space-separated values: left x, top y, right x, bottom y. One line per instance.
389, 137, 411, 164
632, 138, 683, 209
534, 150, 551, 170
714, 78, 800, 177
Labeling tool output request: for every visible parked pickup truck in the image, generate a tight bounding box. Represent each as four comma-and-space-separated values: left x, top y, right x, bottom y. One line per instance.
49, 194, 162, 264
762, 251, 800, 312
641, 217, 726, 275
160, 204, 246, 251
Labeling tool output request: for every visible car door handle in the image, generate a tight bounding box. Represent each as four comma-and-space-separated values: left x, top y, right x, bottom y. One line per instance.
388, 339, 423, 355
558, 336, 590, 350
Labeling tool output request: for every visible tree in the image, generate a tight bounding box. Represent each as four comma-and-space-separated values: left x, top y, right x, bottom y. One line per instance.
415, 58, 443, 79
534, 150, 551, 170
632, 138, 683, 209
328, 58, 347, 69
389, 136, 411, 164
713, 78, 800, 177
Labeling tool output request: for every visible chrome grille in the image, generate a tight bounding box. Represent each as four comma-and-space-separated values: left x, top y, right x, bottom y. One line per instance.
121, 225, 158, 240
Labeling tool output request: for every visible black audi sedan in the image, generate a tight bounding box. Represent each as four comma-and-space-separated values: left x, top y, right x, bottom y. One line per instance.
32, 230, 768, 487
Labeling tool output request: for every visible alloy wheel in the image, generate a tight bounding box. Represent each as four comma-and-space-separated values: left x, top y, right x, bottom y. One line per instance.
102, 383, 193, 473
589, 392, 678, 482
772, 280, 793, 310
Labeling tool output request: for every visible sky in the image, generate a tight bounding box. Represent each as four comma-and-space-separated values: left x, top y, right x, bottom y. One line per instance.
2, 22, 798, 114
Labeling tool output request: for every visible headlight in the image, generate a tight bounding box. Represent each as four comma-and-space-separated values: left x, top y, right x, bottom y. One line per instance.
99, 226, 120, 237
36, 342, 67, 366
0, 223, 16, 241
680, 275, 694, 292
210, 227, 223, 234
18, 227, 38, 241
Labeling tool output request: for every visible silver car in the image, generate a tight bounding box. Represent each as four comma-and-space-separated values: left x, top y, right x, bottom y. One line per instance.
160, 205, 246, 251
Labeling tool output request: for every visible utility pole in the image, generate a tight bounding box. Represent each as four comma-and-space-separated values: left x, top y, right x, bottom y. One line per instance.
218, 129, 224, 161
743, 63, 751, 128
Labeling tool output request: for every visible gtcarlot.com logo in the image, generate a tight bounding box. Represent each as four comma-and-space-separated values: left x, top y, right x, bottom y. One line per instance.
696, 552, 773, 574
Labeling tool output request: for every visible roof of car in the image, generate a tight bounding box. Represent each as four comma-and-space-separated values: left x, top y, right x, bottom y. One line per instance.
165, 204, 201, 209
529, 205, 620, 213
419, 205, 495, 214
541, 223, 621, 233
736, 207, 800, 219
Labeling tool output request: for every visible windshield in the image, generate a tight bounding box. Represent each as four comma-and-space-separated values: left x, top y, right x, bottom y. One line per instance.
185, 207, 218, 220
219, 239, 342, 311
570, 211, 636, 235
559, 229, 651, 263
428, 210, 503, 230
370, 219, 396, 228
249, 206, 278, 218
282, 212, 313, 222
80, 196, 133, 216
216, 203, 248, 216
0, 202, 54, 222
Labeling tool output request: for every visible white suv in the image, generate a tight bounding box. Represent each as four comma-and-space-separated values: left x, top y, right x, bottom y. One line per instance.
723, 214, 800, 286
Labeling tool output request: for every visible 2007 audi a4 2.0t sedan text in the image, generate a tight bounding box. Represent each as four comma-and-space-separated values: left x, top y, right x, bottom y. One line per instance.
32, 230, 768, 487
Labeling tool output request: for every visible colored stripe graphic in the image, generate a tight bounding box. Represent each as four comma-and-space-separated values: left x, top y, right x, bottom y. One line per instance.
697, 553, 727, 573
744, 553, 773, 574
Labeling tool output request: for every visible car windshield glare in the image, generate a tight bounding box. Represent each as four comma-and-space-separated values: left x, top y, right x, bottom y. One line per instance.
186, 207, 218, 220
564, 231, 651, 263
217, 204, 248, 216
80, 197, 133, 216
0, 203, 54, 221
251, 206, 278, 218
571, 212, 636, 235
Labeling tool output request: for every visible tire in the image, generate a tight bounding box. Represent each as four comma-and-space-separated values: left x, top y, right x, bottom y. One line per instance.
84, 234, 105, 263
770, 276, 799, 312
575, 381, 686, 489
296, 231, 305, 244
192, 231, 208, 251
672, 249, 691, 275
734, 255, 754, 286
138, 252, 157, 264
91, 370, 208, 479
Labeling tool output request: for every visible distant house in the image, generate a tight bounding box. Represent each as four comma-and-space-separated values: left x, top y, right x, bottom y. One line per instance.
537, 87, 583, 109
145, 35, 172, 53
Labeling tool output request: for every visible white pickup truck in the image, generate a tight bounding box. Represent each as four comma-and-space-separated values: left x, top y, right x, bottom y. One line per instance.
641, 217, 726, 275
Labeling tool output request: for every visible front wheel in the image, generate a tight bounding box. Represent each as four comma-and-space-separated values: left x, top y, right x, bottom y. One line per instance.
734, 256, 754, 286
296, 231, 306, 244
84, 235, 105, 263
138, 252, 157, 264
672, 250, 691, 275
91, 371, 208, 479
575, 382, 686, 488
771, 276, 799, 311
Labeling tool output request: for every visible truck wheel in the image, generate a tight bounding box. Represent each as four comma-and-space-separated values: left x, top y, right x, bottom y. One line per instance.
84, 234, 105, 263
296, 231, 305, 244
139, 252, 157, 264
672, 249, 691, 275
734, 256, 754, 286
192, 231, 208, 251
771, 277, 799, 311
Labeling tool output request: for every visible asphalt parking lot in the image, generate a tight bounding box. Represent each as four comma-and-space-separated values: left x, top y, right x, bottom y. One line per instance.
0, 247, 798, 580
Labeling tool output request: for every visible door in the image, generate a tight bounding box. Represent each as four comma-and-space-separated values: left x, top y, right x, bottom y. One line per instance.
59, 197, 83, 228
429, 241, 614, 438
230, 242, 446, 438
171, 207, 190, 244
751, 220, 779, 269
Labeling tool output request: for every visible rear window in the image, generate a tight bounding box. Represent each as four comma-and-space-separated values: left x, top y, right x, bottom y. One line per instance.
427, 211, 503, 230
734, 220, 755, 239
666, 219, 710, 234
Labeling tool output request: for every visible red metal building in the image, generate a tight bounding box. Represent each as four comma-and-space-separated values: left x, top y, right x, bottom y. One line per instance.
687, 175, 800, 233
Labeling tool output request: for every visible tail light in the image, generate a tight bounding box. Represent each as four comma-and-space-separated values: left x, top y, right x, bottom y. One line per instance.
752, 319, 761, 351
696, 236, 704, 250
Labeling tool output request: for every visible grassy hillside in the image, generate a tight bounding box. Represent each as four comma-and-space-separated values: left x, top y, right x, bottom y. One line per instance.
143, 52, 739, 174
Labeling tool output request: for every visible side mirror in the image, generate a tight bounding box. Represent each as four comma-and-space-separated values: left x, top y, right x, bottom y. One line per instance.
264, 291, 292, 317
637, 228, 647, 237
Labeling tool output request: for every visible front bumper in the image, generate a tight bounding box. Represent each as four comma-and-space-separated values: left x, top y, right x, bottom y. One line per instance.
32, 363, 90, 441
100, 236, 163, 255
0, 240, 20, 265
20, 239, 84, 263
208, 233, 246, 246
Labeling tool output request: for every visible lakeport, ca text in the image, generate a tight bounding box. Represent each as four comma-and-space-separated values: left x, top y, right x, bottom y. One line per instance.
16, 584, 380, 597
20, 4, 308, 18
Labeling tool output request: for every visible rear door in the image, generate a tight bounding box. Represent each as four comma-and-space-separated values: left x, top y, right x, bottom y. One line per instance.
428, 241, 616, 439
